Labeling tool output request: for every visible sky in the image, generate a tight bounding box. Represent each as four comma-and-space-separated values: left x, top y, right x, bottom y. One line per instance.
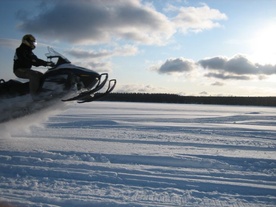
0, 0, 276, 96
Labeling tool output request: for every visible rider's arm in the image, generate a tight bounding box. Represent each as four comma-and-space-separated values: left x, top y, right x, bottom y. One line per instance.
30, 53, 48, 67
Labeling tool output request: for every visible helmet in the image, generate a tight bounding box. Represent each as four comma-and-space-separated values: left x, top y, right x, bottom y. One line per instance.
22, 34, 37, 49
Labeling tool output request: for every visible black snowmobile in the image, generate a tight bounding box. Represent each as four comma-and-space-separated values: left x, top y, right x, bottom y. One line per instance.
0, 47, 116, 103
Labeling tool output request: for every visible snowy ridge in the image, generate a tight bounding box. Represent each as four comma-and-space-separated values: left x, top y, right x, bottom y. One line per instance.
0, 102, 275, 206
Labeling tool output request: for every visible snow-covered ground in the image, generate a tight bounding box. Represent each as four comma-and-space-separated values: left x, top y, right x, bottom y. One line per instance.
0, 101, 275, 207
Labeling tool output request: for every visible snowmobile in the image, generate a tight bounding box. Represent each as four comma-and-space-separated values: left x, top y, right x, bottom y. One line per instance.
0, 47, 116, 123
0, 47, 116, 103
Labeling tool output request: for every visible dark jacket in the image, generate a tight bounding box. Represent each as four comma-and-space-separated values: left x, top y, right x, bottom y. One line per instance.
13, 43, 47, 72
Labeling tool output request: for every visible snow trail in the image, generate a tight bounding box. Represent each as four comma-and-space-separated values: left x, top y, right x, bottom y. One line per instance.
0, 102, 275, 206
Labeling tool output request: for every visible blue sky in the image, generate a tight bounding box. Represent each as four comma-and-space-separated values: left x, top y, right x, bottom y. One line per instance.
0, 0, 276, 96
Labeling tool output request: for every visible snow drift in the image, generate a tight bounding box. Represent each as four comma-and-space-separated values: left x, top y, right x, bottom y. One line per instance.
0, 102, 275, 206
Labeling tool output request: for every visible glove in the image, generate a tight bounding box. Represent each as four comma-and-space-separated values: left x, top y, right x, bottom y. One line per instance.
46, 61, 55, 67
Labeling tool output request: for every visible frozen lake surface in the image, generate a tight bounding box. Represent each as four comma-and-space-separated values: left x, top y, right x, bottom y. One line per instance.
0, 102, 275, 206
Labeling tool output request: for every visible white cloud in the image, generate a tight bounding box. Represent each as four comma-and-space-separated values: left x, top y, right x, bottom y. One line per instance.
65, 45, 138, 72
67, 49, 112, 59
153, 58, 196, 74
0, 38, 21, 49
116, 84, 164, 93
199, 55, 276, 78
74, 60, 112, 73
67, 45, 138, 59
17, 0, 227, 45
200, 91, 208, 95
152, 55, 276, 80
211, 81, 224, 86
171, 4, 227, 33
18, 0, 174, 45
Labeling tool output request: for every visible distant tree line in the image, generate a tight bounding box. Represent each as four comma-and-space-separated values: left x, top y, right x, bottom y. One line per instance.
100, 93, 276, 107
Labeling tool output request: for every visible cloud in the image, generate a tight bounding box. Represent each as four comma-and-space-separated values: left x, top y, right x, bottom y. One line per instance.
65, 45, 138, 72
199, 55, 276, 78
116, 84, 164, 93
0, 38, 20, 49
171, 4, 227, 33
205, 72, 251, 80
200, 91, 208, 96
211, 81, 224, 86
152, 55, 276, 80
72, 59, 112, 73
67, 45, 138, 59
18, 0, 174, 45
16, 0, 226, 45
256, 63, 276, 75
154, 58, 196, 74
67, 49, 112, 59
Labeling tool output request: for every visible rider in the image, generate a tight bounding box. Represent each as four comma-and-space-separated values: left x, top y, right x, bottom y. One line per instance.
13, 34, 54, 97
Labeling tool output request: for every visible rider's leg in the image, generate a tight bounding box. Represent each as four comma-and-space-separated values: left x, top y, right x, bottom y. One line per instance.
14, 69, 43, 96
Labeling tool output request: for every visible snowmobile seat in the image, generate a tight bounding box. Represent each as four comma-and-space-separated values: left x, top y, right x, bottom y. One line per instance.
0, 79, 29, 97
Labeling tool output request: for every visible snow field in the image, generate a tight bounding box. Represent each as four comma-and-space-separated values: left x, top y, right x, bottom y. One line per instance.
0, 102, 275, 206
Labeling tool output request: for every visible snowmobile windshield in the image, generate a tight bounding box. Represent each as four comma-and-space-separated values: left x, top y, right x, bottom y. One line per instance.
45, 47, 71, 66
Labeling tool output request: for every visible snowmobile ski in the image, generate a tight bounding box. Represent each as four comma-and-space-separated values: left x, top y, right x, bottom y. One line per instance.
77, 79, 116, 103
62, 73, 108, 102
